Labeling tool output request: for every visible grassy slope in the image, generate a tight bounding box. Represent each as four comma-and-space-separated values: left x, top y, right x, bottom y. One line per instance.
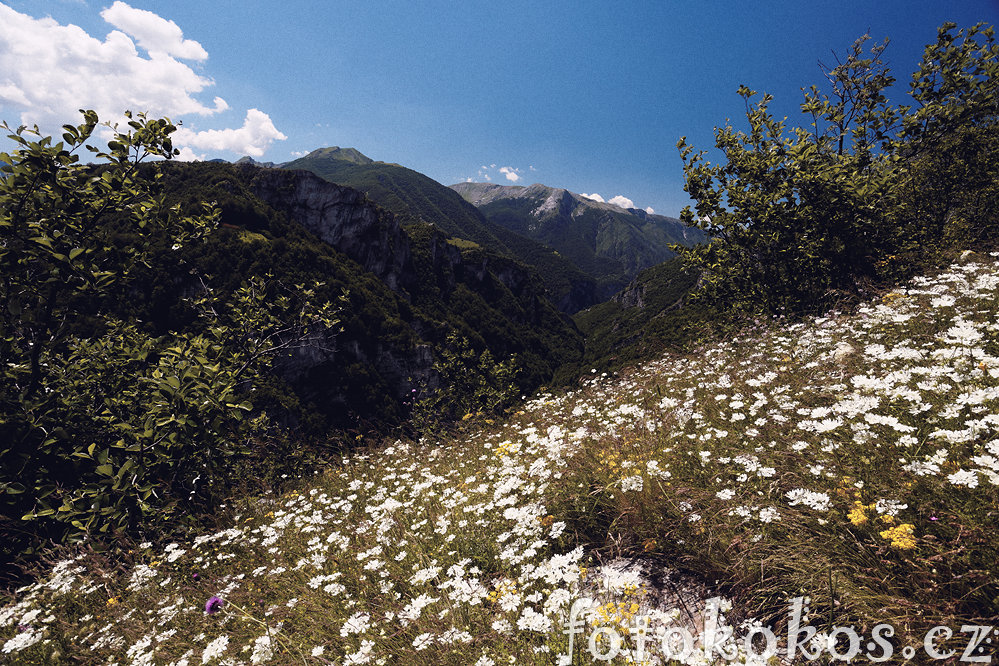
567, 258, 706, 379
4, 255, 998, 664
282, 154, 596, 310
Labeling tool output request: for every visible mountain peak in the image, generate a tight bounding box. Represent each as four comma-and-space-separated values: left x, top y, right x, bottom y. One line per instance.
234, 155, 276, 168
301, 146, 374, 165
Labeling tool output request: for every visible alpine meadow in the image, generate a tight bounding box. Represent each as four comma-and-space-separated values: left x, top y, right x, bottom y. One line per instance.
1, 10, 999, 666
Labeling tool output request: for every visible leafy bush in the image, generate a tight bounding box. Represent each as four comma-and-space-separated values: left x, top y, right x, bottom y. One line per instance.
0, 112, 339, 563
411, 332, 520, 435
675, 22, 999, 315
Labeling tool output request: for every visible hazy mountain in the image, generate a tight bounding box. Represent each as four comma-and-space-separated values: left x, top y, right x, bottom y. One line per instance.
235, 155, 277, 168
450, 182, 708, 299
280, 148, 599, 312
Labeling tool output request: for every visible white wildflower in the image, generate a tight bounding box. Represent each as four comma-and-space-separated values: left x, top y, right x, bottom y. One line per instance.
201, 635, 229, 664
948, 469, 979, 488
785, 489, 832, 511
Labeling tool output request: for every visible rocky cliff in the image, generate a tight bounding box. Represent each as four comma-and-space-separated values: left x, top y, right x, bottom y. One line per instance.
243, 167, 415, 293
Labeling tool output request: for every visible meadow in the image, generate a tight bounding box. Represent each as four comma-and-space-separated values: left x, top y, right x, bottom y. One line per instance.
2, 253, 998, 664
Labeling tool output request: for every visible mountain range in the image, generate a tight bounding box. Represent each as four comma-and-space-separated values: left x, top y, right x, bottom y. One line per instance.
179, 146, 712, 426
450, 181, 708, 299
280, 147, 707, 310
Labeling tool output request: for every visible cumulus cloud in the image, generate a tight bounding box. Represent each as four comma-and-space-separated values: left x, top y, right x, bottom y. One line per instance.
645, 206, 655, 215
0, 3, 285, 158
474, 164, 516, 183
580, 193, 605, 203
174, 146, 206, 162
499, 166, 521, 182
101, 2, 208, 60
608, 195, 635, 209
173, 109, 287, 158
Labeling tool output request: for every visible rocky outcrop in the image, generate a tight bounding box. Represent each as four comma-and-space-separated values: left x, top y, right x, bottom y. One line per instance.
243, 167, 415, 292
613, 280, 646, 309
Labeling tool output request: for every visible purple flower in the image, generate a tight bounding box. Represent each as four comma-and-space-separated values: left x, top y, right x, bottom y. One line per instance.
205, 596, 225, 615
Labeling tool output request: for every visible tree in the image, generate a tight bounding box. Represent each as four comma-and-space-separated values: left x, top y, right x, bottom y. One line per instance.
0, 111, 340, 561
894, 22, 999, 248
673, 23, 999, 316
411, 332, 520, 435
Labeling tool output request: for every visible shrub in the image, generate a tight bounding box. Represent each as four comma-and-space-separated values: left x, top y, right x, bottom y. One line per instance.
0, 112, 339, 563
675, 22, 999, 315
411, 332, 520, 435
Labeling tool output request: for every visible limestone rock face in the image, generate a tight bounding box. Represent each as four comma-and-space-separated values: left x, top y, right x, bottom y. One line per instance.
244, 167, 415, 292
613, 281, 646, 309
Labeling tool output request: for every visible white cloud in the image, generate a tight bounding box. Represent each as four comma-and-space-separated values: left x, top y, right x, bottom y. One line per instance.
645, 206, 655, 215
173, 109, 287, 158
499, 166, 520, 182
174, 145, 206, 162
608, 195, 635, 209
101, 2, 208, 60
580, 193, 605, 203
0, 3, 285, 158
470, 162, 532, 185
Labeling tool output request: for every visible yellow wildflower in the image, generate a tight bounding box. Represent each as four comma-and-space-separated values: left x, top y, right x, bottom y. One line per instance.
880, 523, 917, 550
847, 502, 869, 526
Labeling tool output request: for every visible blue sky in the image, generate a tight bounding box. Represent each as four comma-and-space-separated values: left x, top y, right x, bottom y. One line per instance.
1, 1, 998, 216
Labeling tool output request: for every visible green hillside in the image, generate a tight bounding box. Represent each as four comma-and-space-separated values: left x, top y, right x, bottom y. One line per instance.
566, 257, 710, 379
156, 162, 582, 418
282, 150, 599, 312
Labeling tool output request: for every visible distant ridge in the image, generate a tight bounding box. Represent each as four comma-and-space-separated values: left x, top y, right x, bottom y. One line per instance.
450, 181, 707, 299
281, 147, 599, 312
234, 155, 277, 168
291, 146, 375, 166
